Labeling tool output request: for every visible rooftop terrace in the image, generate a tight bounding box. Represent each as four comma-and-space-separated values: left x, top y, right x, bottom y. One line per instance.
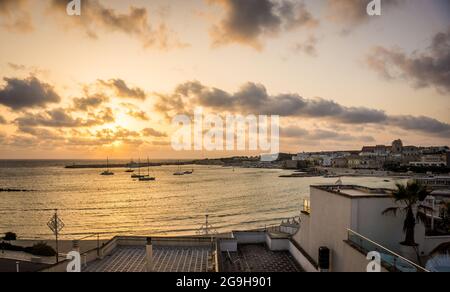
83, 238, 214, 272
312, 185, 393, 198
220, 244, 303, 272
83, 245, 214, 272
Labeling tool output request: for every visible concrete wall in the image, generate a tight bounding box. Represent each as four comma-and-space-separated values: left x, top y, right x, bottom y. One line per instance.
422, 236, 450, 255
232, 231, 266, 244
288, 241, 318, 272
293, 187, 353, 272
353, 197, 407, 253
219, 239, 237, 252
280, 225, 298, 235
265, 234, 290, 251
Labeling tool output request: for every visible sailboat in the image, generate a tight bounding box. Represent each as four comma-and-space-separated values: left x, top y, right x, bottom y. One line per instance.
183, 169, 194, 175
173, 163, 185, 176
101, 157, 114, 176
131, 159, 146, 179
125, 159, 135, 173
139, 158, 156, 181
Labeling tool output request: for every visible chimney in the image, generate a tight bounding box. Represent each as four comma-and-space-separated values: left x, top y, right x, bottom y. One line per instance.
146, 237, 153, 272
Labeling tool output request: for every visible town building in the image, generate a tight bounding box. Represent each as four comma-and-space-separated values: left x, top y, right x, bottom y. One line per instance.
331, 157, 349, 168
294, 185, 450, 272
410, 153, 448, 167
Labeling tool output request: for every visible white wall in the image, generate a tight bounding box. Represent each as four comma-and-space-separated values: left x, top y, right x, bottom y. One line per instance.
292, 186, 440, 271
293, 187, 353, 272
354, 197, 406, 253
265, 234, 290, 251
219, 239, 237, 252
288, 241, 318, 272
232, 231, 266, 244
423, 236, 450, 255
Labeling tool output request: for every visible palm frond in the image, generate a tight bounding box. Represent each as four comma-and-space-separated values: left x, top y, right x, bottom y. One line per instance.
416, 211, 429, 225
382, 207, 399, 216
417, 205, 434, 213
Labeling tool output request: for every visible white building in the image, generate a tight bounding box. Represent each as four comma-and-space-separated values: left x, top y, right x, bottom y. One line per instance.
293, 185, 450, 272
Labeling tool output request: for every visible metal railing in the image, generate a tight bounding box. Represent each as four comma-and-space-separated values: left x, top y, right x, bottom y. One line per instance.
347, 229, 429, 272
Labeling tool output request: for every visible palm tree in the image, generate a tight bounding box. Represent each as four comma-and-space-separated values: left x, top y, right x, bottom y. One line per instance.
382, 181, 432, 246
439, 202, 450, 232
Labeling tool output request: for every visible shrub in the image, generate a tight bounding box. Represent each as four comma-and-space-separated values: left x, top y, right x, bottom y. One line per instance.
0, 241, 56, 257
25, 242, 56, 257
0, 242, 22, 251
3, 232, 17, 241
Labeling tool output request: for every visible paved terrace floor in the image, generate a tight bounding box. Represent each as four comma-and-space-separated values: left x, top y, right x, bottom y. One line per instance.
83, 246, 214, 272
221, 244, 303, 272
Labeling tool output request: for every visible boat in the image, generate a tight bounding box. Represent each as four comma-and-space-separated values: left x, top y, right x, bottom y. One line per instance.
100, 157, 114, 176
139, 158, 156, 181
131, 159, 146, 179
125, 159, 137, 172
183, 169, 194, 175
131, 173, 146, 179
173, 163, 185, 176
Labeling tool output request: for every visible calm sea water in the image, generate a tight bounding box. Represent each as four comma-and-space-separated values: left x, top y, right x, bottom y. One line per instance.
0, 160, 406, 239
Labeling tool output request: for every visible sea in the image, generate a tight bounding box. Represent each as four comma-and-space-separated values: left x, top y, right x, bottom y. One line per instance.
0, 160, 407, 240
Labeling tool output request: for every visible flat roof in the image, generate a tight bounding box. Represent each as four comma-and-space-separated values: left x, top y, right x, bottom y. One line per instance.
312, 185, 393, 199
220, 244, 303, 272
84, 245, 214, 272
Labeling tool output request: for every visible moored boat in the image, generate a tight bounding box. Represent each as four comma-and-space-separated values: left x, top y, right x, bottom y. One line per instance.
101, 157, 114, 176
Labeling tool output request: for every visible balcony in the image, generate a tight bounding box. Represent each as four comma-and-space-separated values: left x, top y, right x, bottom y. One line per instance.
346, 229, 429, 272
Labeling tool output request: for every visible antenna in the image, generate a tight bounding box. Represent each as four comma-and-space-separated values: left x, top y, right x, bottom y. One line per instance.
196, 214, 218, 236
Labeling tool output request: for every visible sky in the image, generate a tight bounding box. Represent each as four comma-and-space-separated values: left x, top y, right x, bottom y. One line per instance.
0, 0, 449, 159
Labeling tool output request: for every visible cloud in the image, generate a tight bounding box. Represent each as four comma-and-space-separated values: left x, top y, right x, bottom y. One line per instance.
98, 79, 146, 100
73, 94, 109, 111
388, 115, 450, 136
118, 102, 150, 121
128, 110, 149, 121
207, 0, 318, 49
282, 126, 376, 142
15, 107, 114, 128
94, 127, 144, 146
156, 81, 388, 123
0, 76, 61, 110
0, 0, 33, 32
142, 127, 167, 138
18, 126, 64, 141
7, 63, 27, 71
49, 0, 188, 50
293, 35, 318, 57
326, 0, 402, 32
366, 28, 450, 93
155, 80, 450, 137
0, 115, 6, 124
